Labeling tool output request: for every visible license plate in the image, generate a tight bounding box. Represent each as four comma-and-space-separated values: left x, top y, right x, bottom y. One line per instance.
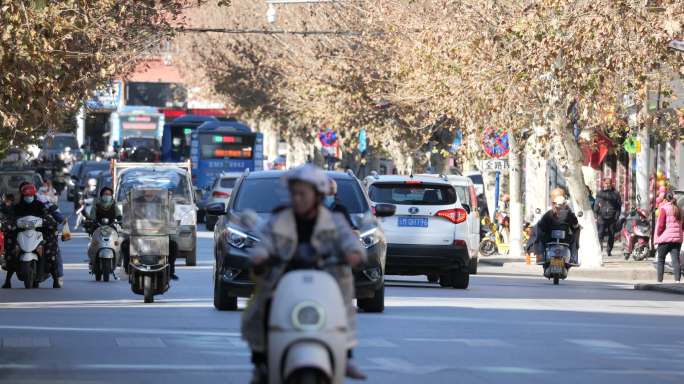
550, 258, 564, 268
398, 216, 428, 228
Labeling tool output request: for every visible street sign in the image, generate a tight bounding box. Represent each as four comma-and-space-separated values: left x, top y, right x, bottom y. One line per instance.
481, 127, 510, 159
481, 159, 509, 172
669, 40, 684, 52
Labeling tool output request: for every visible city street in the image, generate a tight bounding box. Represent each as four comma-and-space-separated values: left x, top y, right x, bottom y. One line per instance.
1, 215, 684, 384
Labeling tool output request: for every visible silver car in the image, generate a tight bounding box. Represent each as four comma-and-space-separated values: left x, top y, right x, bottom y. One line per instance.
205, 172, 242, 231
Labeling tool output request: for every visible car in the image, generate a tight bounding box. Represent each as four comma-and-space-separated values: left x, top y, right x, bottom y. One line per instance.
65, 161, 83, 202
0, 169, 44, 198
364, 174, 471, 288
38, 133, 82, 163
119, 137, 161, 162
113, 162, 198, 266
204, 172, 242, 231
208, 170, 393, 313
445, 175, 481, 274
69, 161, 110, 205
95, 171, 113, 195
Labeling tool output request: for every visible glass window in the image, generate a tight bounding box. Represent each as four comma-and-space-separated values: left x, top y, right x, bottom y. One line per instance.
233, 178, 288, 213
45, 135, 78, 150
116, 169, 191, 203
334, 179, 368, 214
453, 186, 470, 206
467, 174, 484, 185
220, 177, 237, 189
126, 82, 187, 108
368, 183, 456, 205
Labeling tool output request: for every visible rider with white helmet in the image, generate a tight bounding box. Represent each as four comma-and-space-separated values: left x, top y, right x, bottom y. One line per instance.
242, 164, 367, 383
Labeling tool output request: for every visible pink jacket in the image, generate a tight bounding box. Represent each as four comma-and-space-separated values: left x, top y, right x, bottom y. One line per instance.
655, 202, 683, 244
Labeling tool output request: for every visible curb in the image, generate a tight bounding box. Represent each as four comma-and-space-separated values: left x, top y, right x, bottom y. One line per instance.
634, 283, 684, 295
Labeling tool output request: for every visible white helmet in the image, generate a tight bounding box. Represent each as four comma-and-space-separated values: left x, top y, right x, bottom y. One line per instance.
285, 164, 329, 194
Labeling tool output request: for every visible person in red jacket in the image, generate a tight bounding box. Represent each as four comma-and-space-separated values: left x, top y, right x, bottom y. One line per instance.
654, 193, 682, 283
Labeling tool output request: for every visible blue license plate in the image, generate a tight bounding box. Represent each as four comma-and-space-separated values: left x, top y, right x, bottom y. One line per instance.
398, 216, 428, 228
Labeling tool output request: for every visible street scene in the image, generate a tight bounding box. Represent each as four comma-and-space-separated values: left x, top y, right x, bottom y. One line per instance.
1, 1, 684, 384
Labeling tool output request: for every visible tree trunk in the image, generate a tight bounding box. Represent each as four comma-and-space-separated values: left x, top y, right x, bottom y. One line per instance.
549, 116, 602, 268
508, 134, 523, 258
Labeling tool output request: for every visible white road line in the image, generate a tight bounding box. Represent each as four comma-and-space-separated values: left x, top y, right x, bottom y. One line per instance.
404, 337, 512, 347
568, 339, 633, 349
360, 338, 399, 348
0, 325, 240, 338
0, 298, 224, 309
0, 364, 253, 371
1, 336, 51, 348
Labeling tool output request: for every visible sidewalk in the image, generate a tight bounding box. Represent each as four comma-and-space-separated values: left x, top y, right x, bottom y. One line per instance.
634, 283, 684, 295
480, 260, 657, 281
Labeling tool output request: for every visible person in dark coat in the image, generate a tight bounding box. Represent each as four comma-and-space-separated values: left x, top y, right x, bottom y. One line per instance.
594, 178, 622, 257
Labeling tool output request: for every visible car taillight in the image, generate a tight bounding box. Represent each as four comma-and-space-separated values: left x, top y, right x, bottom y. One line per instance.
213, 191, 230, 198
453, 239, 467, 247
154, 153, 161, 162
435, 208, 467, 224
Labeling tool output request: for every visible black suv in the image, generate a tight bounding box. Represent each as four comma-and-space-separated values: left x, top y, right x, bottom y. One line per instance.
208, 170, 392, 313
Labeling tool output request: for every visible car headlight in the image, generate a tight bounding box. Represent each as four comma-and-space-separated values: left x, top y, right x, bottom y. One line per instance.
226, 227, 259, 249
359, 227, 380, 249
291, 301, 325, 331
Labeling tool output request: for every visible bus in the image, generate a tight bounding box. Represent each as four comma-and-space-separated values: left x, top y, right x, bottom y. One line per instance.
190, 120, 263, 189
161, 115, 219, 162
109, 106, 164, 149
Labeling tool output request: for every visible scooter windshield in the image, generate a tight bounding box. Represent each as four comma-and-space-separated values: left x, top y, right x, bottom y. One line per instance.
126, 189, 171, 235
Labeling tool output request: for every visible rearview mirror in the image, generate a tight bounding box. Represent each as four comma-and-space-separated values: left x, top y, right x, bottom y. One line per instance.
206, 202, 226, 216
461, 204, 471, 214
374, 203, 396, 218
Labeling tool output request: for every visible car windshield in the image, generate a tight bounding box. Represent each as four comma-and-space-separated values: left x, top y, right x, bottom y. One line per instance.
123, 138, 159, 149
369, 182, 456, 205
219, 177, 237, 189
233, 177, 369, 214
80, 162, 109, 179
45, 135, 77, 150
453, 185, 470, 205
117, 168, 191, 203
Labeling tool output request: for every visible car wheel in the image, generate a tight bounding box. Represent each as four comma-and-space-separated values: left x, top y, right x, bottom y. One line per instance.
213, 273, 238, 311
197, 210, 205, 224
451, 270, 470, 289
206, 216, 216, 231
469, 258, 478, 275
357, 283, 385, 313
182, 248, 197, 267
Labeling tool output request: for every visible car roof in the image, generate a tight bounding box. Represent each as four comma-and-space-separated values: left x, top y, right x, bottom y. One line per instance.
366, 174, 452, 185
196, 119, 252, 133
244, 170, 357, 181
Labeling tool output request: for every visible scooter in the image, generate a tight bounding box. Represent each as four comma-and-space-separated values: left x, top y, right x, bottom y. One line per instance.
621, 208, 651, 261
479, 216, 509, 256
263, 260, 350, 384
87, 218, 120, 282
15, 215, 53, 289
542, 229, 572, 285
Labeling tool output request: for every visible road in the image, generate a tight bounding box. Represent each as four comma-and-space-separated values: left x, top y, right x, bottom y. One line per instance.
1, 206, 684, 383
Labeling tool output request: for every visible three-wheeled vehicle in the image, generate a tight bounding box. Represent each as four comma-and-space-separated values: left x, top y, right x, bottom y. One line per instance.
124, 188, 174, 303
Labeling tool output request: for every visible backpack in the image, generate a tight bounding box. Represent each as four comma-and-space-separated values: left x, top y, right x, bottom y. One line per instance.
599, 192, 618, 220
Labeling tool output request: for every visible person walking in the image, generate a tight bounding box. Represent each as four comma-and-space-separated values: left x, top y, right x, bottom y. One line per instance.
654, 193, 682, 283
594, 178, 621, 256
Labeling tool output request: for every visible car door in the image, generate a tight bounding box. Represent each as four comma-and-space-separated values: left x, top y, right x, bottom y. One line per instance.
453, 183, 478, 256
467, 182, 481, 256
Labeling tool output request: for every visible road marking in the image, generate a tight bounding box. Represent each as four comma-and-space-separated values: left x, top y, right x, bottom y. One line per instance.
569, 339, 633, 349
368, 357, 446, 375
471, 366, 550, 374
405, 337, 511, 347
0, 298, 218, 309
115, 337, 166, 348
0, 325, 240, 338
1, 336, 51, 348
0, 364, 253, 371
360, 338, 399, 348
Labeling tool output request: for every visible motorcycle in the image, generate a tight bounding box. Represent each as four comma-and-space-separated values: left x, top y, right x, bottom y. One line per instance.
542, 228, 572, 285
479, 215, 509, 256
125, 188, 173, 303
15, 215, 55, 289
87, 217, 121, 282
621, 208, 651, 261
256, 255, 350, 384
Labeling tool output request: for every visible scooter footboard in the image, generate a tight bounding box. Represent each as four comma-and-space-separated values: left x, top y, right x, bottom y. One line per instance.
283, 341, 332, 381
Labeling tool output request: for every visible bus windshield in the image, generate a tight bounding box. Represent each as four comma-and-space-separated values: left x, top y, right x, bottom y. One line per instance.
170, 125, 194, 160
199, 133, 255, 160
121, 114, 159, 138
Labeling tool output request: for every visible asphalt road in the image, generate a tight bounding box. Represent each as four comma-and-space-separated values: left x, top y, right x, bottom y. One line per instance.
1, 204, 684, 383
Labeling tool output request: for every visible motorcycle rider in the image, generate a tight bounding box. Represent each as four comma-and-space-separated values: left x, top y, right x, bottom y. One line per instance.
534, 188, 581, 264
84, 187, 122, 234
243, 164, 367, 383
3, 183, 64, 288
594, 178, 622, 257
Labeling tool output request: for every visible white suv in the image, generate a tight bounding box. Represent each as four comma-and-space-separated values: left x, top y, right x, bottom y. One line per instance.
365, 174, 471, 288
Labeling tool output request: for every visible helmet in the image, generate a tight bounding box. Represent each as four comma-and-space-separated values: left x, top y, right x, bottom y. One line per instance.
20, 183, 37, 197
285, 164, 329, 194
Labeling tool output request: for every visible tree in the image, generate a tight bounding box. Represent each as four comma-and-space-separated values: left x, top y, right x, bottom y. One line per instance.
0, 0, 198, 153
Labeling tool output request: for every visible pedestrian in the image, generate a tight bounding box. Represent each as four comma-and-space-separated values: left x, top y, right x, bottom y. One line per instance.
654, 193, 682, 283
594, 178, 621, 256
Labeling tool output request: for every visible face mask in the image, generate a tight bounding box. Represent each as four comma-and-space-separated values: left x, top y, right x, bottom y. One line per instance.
323, 195, 335, 207
102, 195, 113, 205
23, 196, 35, 204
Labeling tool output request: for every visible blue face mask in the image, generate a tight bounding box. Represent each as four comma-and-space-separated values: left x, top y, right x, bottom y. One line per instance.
23, 196, 35, 204
101, 195, 113, 205
323, 195, 336, 207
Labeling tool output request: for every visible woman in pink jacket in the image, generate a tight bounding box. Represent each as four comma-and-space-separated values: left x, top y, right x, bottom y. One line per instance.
654, 193, 682, 283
